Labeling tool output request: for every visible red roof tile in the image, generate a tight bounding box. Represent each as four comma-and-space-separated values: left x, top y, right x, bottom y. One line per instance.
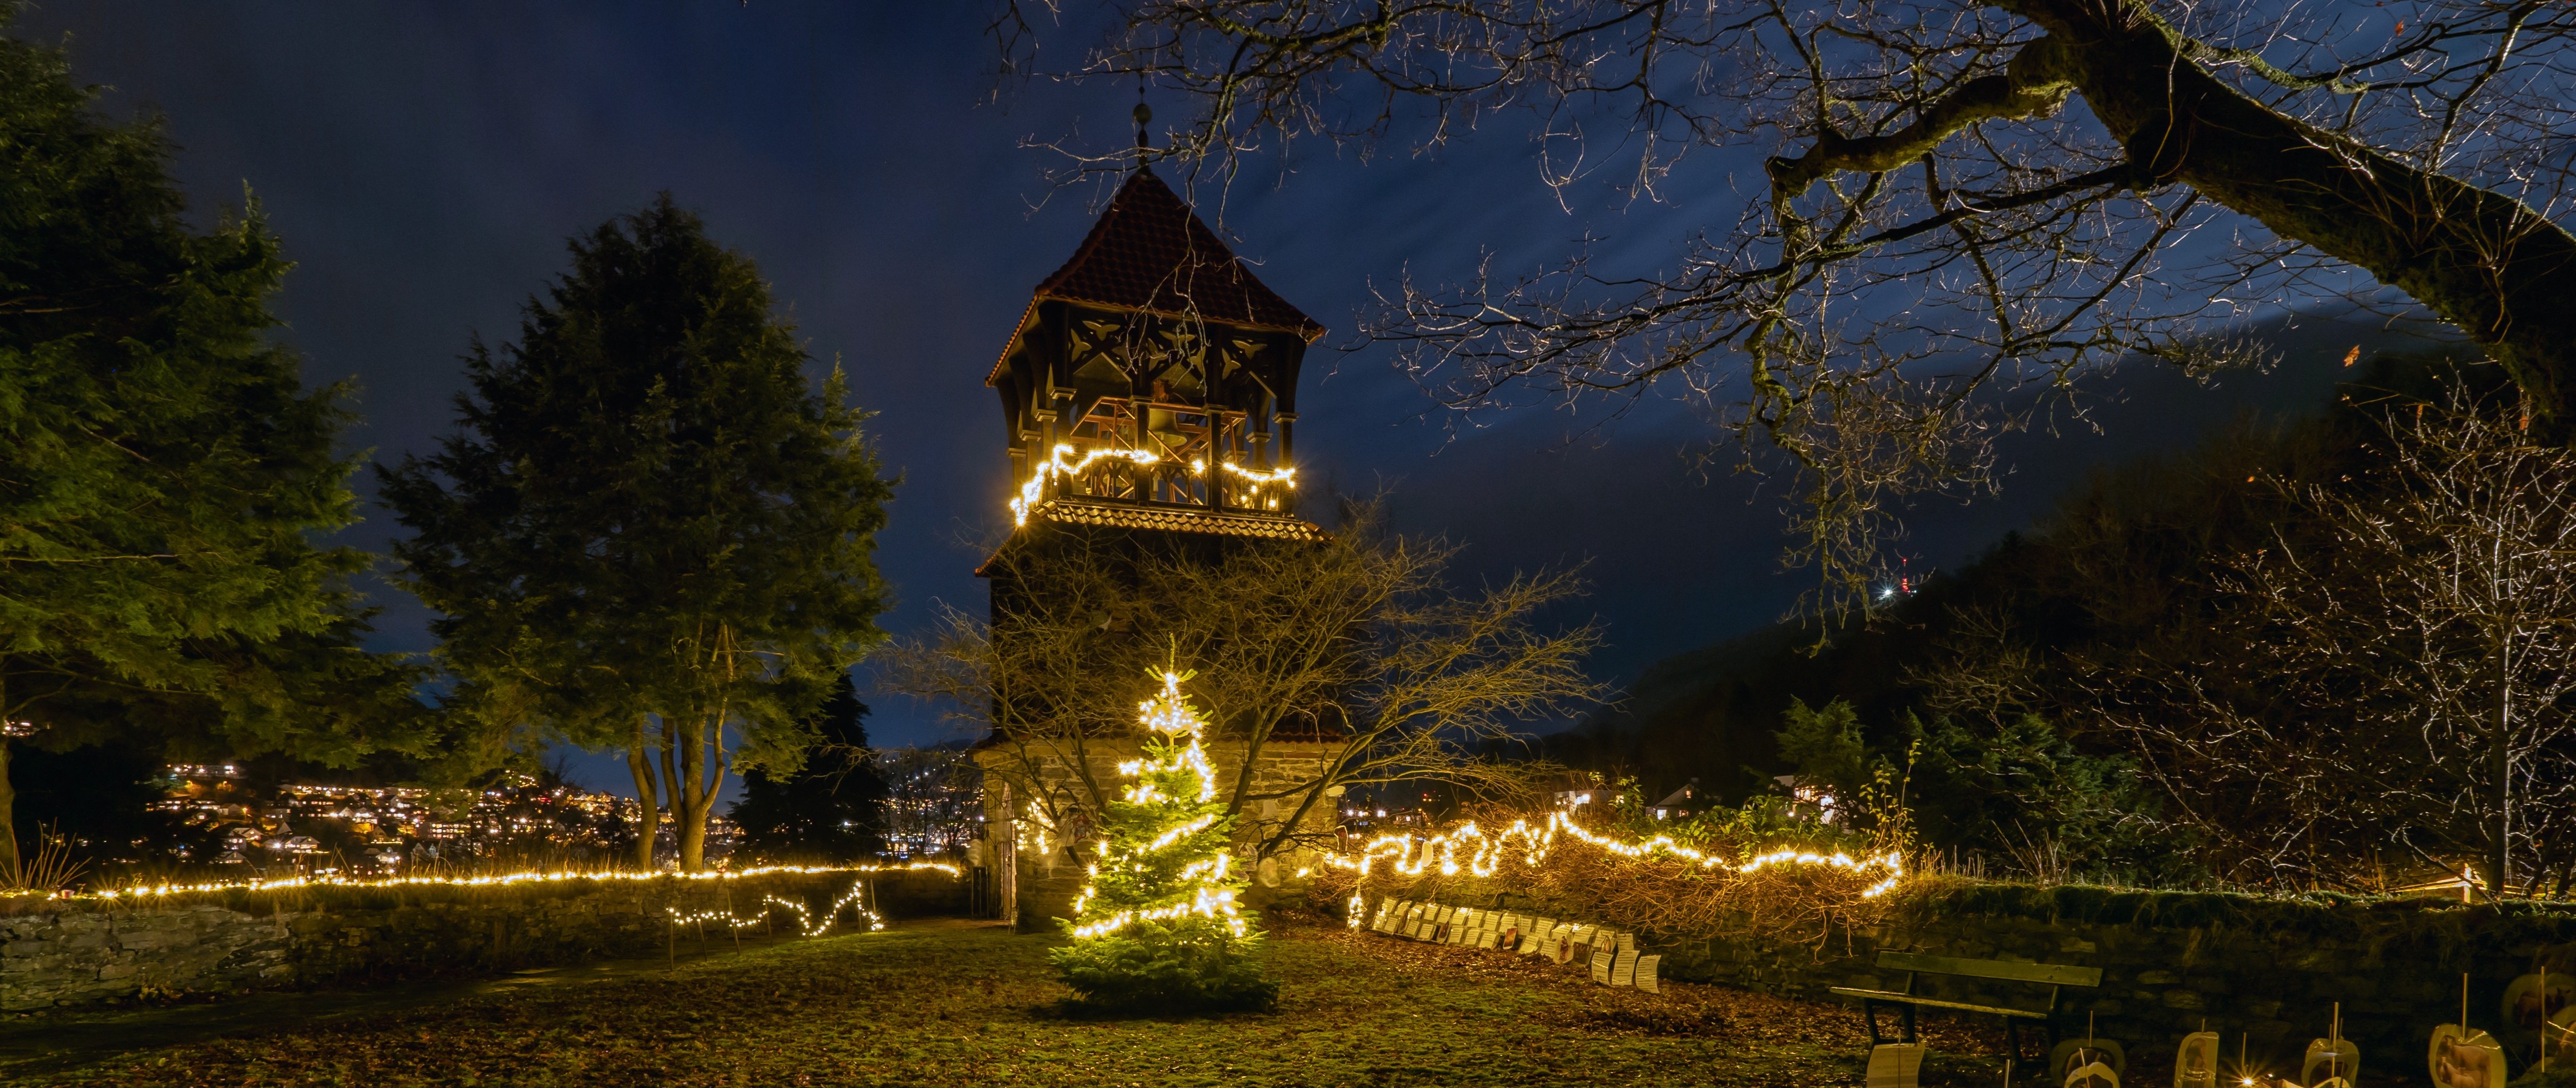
1034, 170, 1325, 340
973, 499, 1331, 576
1024, 499, 1329, 541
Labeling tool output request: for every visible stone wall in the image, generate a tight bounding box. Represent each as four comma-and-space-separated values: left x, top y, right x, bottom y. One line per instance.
1361, 878, 2576, 1074
2, 867, 959, 1012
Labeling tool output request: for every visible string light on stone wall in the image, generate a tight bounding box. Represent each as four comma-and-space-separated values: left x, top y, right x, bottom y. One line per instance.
24, 862, 961, 904
1017, 804, 1057, 858
1321, 813, 1904, 898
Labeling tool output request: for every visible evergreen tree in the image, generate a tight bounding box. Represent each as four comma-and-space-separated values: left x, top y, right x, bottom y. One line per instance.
381, 196, 893, 871
731, 672, 887, 863
0, 17, 421, 881
1051, 670, 1277, 1011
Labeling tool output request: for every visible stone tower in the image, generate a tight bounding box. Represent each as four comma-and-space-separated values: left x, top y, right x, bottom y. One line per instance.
970, 167, 1343, 930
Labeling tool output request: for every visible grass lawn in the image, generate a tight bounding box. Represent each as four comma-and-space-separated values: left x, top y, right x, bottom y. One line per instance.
26, 919, 2009, 1087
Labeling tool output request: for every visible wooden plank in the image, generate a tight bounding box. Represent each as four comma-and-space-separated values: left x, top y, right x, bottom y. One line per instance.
1873, 951, 2100, 987
1828, 987, 2050, 1019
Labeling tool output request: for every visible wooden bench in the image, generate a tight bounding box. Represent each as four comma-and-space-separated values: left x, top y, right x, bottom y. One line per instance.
1829, 952, 2102, 1064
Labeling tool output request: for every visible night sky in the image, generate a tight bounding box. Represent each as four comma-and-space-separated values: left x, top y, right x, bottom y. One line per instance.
25, 3, 2395, 794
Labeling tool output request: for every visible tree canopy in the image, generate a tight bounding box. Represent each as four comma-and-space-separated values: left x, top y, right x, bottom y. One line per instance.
731, 673, 889, 865
1005, 0, 2576, 607
882, 508, 1602, 865
381, 196, 894, 871
0, 17, 421, 882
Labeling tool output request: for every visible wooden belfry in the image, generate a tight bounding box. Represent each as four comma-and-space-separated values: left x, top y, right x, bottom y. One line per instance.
969, 165, 1343, 929
984, 165, 1328, 542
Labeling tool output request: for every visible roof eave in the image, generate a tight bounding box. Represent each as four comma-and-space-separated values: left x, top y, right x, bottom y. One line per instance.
983, 297, 1044, 388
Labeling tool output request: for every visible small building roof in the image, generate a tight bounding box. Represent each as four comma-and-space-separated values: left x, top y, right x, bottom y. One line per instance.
974, 498, 1331, 578
1021, 498, 1329, 542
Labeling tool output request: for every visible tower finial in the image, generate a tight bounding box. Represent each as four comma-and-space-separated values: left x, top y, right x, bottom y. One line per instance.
1134, 101, 1152, 151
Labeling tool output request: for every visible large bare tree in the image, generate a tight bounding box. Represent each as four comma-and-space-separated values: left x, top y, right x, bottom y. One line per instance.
1920, 376, 2576, 895
2204, 390, 2576, 897
998, 0, 2576, 607
878, 515, 1603, 864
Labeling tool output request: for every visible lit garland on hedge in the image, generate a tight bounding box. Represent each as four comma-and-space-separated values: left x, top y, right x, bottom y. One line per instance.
1063, 670, 1246, 940
26, 861, 961, 904
1321, 814, 1905, 899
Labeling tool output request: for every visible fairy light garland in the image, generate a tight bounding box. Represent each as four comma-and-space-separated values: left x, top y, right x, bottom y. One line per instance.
665, 882, 888, 937
22, 861, 961, 904
1064, 670, 1247, 941
1187, 459, 1297, 488
1215, 462, 1295, 487
1017, 804, 1057, 857
1011, 442, 1299, 526
1321, 812, 1905, 898
1011, 443, 1161, 525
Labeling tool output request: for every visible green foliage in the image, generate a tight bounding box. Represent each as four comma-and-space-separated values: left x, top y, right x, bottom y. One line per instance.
1049, 915, 1279, 1011
1050, 685, 1276, 1011
381, 196, 893, 868
0, 15, 422, 871
1592, 774, 1879, 861
1907, 711, 2202, 884
731, 673, 887, 864
1774, 697, 1869, 803
1767, 694, 2198, 884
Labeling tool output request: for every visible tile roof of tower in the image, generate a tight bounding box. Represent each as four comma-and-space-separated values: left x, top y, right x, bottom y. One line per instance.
1025, 499, 1329, 541
1032, 168, 1325, 340
972, 498, 1331, 576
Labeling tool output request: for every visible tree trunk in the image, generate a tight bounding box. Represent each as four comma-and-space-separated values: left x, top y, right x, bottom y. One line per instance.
2009, 0, 2576, 435
659, 712, 726, 872
2494, 629, 2513, 900
0, 668, 18, 885
677, 715, 706, 872
0, 735, 18, 885
627, 715, 662, 872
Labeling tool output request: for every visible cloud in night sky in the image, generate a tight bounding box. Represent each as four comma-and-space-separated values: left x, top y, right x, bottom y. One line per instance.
23, 2, 2421, 795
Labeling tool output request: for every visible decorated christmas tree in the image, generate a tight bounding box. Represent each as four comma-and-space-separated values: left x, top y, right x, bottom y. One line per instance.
1049, 669, 1278, 1011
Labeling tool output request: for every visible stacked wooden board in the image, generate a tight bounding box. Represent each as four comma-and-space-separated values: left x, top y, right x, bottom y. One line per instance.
1363, 896, 1662, 994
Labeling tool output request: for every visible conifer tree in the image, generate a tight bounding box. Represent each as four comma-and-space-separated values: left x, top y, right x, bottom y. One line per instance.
0, 17, 422, 881
1051, 669, 1277, 1011
731, 672, 887, 863
381, 196, 892, 871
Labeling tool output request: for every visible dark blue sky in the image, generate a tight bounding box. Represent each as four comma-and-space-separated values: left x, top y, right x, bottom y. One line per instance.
24, 2, 2386, 794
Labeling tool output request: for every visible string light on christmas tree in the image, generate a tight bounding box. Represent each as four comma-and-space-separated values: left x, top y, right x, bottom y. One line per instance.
1051, 667, 1277, 1009
1066, 669, 1245, 939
